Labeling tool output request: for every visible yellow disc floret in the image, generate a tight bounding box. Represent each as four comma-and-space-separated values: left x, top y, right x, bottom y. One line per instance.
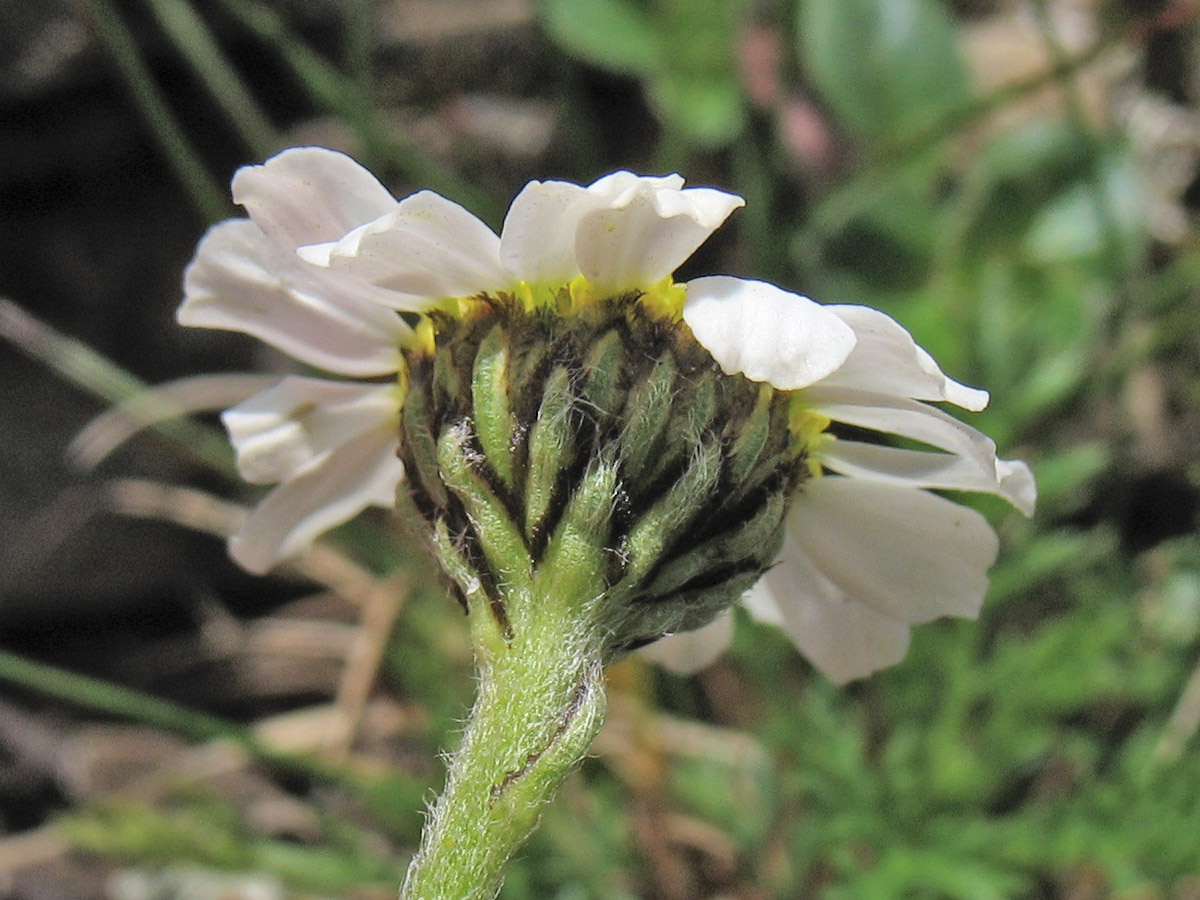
788, 399, 834, 477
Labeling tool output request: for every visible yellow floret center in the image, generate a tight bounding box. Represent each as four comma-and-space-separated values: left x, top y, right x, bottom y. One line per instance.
788, 401, 834, 478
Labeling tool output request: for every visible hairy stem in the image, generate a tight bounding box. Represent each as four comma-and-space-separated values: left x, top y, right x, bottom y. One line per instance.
399, 595, 606, 900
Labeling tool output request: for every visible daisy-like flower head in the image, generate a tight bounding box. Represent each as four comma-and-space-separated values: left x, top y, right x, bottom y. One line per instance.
180, 147, 1034, 684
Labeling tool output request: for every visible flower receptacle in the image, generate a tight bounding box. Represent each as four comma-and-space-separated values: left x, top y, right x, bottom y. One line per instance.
399, 291, 806, 661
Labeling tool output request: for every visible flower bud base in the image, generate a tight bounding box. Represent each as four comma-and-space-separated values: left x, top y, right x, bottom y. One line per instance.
398, 291, 805, 657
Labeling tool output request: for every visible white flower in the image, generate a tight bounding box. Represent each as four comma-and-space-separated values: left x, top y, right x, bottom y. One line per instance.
180, 146, 1034, 683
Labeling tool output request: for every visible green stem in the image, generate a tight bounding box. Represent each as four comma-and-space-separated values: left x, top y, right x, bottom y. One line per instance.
399, 415, 617, 899
399, 595, 607, 900
394, 302, 795, 898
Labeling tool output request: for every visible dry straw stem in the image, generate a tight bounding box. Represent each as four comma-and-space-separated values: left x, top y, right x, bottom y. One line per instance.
104, 478, 410, 758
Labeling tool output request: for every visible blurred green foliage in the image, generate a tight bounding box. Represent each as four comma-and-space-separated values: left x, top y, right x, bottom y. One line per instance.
7, 0, 1199, 897
799, 0, 970, 150
544, 0, 748, 148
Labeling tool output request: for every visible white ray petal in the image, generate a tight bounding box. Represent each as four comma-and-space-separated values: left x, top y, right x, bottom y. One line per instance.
499, 179, 596, 287
179, 220, 407, 376
683, 277, 857, 390
806, 386, 1011, 479
587, 170, 685, 199
575, 178, 744, 295
300, 190, 507, 301
744, 554, 911, 685
222, 377, 400, 485
229, 419, 405, 574
639, 612, 736, 674
823, 305, 989, 410
821, 440, 1037, 516
787, 477, 998, 625
231, 146, 398, 247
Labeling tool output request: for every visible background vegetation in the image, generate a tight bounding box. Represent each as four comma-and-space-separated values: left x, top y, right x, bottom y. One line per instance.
2, 0, 1199, 898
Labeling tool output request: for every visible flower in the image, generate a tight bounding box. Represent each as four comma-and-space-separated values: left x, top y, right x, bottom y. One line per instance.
179, 146, 1034, 683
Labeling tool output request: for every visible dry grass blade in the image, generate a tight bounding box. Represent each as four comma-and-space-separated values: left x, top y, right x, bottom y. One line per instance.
1153, 655, 1200, 764
0, 826, 70, 874
325, 573, 409, 760
102, 478, 411, 755
103, 477, 249, 541
69, 374, 277, 471
0, 295, 234, 474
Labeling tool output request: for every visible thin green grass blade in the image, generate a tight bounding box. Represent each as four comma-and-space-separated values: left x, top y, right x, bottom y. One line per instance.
0, 296, 236, 477
0, 648, 348, 784
141, 0, 281, 159
208, 0, 503, 224
80, 0, 229, 223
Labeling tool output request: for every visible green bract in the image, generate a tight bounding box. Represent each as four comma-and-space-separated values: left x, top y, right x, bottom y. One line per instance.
400, 292, 801, 660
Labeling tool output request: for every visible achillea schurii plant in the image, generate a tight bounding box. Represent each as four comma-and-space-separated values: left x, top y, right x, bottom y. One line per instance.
179, 147, 1035, 900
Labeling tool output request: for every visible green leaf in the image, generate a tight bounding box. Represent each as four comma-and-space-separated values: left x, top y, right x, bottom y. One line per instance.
798, 0, 970, 146
954, 120, 1095, 261
652, 73, 746, 145
541, 0, 661, 75
806, 174, 944, 292
542, 0, 748, 147
1024, 150, 1146, 269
